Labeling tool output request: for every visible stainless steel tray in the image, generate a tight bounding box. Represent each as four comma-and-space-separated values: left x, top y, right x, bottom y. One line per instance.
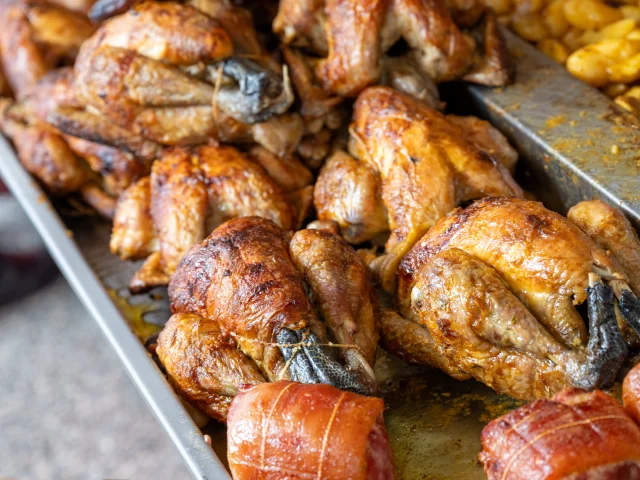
2, 33, 639, 480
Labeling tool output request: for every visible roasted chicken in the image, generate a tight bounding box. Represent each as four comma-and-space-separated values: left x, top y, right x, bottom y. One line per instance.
0, 0, 94, 99
68, 1, 296, 151
274, 0, 514, 99
0, 66, 159, 216
314, 86, 522, 292
110, 144, 314, 291
480, 387, 640, 480
0, 4, 133, 215
156, 217, 380, 420
386, 197, 640, 400
227, 382, 395, 480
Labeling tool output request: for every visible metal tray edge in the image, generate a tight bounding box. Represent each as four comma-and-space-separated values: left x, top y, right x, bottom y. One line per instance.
0, 136, 230, 480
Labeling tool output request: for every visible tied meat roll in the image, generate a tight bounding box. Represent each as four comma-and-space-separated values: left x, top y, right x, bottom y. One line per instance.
480, 387, 640, 479
227, 381, 395, 480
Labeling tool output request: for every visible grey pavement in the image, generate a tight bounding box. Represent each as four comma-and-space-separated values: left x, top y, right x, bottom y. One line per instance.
0, 276, 190, 480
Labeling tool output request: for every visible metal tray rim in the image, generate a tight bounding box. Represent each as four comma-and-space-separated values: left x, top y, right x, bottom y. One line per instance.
0, 136, 230, 480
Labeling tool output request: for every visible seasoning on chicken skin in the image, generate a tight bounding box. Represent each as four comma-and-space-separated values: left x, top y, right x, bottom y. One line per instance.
388, 197, 640, 399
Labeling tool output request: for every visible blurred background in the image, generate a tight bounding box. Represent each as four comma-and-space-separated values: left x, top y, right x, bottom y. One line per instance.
0, 180, 189, 479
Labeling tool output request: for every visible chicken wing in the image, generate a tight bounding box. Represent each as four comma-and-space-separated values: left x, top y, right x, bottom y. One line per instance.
568, 199, 640, 295
110, 176, 157, 260
389, 197, 640, 399
315, 150, 388, 245
167, 217, 379, 395
156, 312, 266, 422
0, 100, 87, 194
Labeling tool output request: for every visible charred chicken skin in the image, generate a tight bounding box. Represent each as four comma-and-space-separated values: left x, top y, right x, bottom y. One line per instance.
390, 197, 640, 400
110, 144, 313, 292
156, 216, 380, 421
70, 1, 295, 149
227, 381, 395, 480
274, 0, 514, 98
314, 86, 522, 292
480, 387, 640, 480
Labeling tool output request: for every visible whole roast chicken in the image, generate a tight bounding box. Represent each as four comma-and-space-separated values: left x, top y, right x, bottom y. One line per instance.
155, 216, 380, 421
386, 197, 640, 399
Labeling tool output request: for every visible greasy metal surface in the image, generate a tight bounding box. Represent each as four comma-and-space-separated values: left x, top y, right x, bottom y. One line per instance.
463, 32, 640, 225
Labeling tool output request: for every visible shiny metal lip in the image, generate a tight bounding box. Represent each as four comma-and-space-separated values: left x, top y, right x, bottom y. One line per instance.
2, 32, 640, 480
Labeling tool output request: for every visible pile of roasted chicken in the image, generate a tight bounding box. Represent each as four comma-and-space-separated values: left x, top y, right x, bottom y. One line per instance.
3, 0, 640, 478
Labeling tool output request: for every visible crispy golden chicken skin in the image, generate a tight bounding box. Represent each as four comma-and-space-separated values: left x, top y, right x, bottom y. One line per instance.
274, 0, 514, 98
0, 1, 93, 98
480, 387, 640, 480
569, 200, 640, 296
157, 312, 266, 422
74, 1, 294, 148
164, 217, 380, 408
315, 86, 522, 292
111, 144, 300, 292
314, 150, 388, 245
388, 197, 640, 399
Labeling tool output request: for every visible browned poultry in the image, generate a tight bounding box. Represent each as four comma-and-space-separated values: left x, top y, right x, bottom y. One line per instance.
568, 199, 640, 296
110, 144, 314, 292
386, 197, 640, 400
0, 0, 94, 99
69, 1, 298, 152
1, 66, 161, 216
314, 86, 522, 292
480, 387, 640, 480
274, 0, 514, 99
0, 4, 133, 216
155, 216, 380, 420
